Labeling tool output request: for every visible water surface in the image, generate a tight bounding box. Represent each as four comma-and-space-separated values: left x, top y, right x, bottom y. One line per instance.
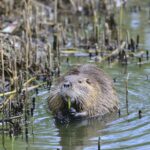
1, 0, 150, 150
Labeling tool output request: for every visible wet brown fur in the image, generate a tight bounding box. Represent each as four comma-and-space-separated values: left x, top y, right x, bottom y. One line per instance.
48, 64, 119, 118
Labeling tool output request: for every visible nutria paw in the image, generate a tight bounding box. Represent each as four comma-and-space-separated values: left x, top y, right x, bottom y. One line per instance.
69, 107, 87, 119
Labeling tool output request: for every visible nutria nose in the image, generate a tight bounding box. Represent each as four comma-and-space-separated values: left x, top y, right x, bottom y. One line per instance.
63, 81, 71, 88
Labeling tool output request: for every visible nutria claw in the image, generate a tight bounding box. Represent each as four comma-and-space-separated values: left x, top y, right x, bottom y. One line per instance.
69, 107, 77, 115
69, 107, 78, 118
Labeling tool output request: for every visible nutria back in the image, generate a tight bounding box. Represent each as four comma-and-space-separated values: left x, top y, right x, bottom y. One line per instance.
48, 64, 119, 122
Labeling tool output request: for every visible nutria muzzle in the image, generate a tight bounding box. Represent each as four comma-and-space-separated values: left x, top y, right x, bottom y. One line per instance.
60, 80, 76, 104
57, 94, 85, 122
60, 91, 84, 114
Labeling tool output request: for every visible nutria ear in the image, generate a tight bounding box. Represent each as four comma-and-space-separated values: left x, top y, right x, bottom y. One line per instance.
86, 78, 91, 84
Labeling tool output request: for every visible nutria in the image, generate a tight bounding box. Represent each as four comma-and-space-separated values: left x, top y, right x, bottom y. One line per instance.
48, 64, 119, 122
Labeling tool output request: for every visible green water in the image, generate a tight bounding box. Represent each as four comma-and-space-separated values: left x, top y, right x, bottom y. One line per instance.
1, 0, 150, 150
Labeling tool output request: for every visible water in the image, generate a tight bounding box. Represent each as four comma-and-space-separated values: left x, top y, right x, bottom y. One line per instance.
1, 0, 150, 150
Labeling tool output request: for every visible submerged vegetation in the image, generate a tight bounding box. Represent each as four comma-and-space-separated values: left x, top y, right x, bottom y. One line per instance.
0, 0, 150, 149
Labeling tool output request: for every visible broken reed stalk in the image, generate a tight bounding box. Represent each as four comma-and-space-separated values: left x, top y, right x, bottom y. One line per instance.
25, 27, 29, 81
125, 73, 130, 115
53, 27, 60, 66
29, 37, 32, 68
96, 24, 99, 44
54, 0, 58, 24
98, 136, 101, 150
24, 87, 29, 143
57, 37, 60, 66
138, 110, 142, 119
35, 5, 39, 39
13, 37, 18, 95
90, 0, 98, 43
1, 41, 5, 94
28, 2, 35, 68
119, 3, 123, 45
24, 0, 32, 81
61, 26, 67, 46
2, 104, 5, 146
8, 94, 11, 138
73, 30, 78, 47
146, 50, 149, 60
126, 29, 130, 45
47, 44, 52, 70
1, 40, 5, 146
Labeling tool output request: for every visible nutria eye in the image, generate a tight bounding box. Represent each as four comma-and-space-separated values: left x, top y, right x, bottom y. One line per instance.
86, 79, 91, 84
78, 80, 82, 83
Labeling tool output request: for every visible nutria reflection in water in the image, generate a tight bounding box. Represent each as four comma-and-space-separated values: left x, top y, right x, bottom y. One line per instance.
56, 112, 118, 150
48, 64, 119, 123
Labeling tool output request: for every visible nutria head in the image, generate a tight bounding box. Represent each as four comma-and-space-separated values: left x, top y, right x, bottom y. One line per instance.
61, 74, 101, 110
48, 64, 119, 121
